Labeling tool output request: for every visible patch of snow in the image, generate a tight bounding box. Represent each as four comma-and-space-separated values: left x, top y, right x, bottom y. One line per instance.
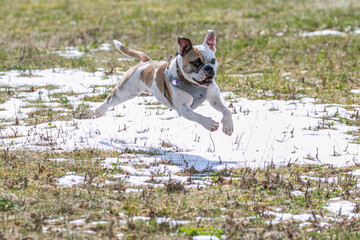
281, 72, 292, 76
291, 190, 304, 196
319, 222, 330, 228
49, 158, 67, 162
265, 211, 320, 224
325, 201, 360, 218
57, 175, 85, 187
301, 176, 338, 183
300, 30, 346, 37
329, 197, 341, 201
118, 57, 136, 61
193, 236, 220, 240
69, 218, 86, 224
83, 230, 97, 235
125, 188, 142, 193
91, 221, 108, 225
228, 72, 263, 78
351, 89, 360, 94
116, 233, 125, 238
53, 47, 85, 58
47, 217, 64, 223
155, 217, 190, 226
96, 43, 112, 51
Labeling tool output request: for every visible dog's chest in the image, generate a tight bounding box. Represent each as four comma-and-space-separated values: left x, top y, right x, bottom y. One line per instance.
165, 69, 208, 109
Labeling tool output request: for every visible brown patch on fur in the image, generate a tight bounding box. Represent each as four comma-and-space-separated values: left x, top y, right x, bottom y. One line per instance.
117, 62, 146, 90
155, 62, 173, 103
181, 48, 204, 74
140, 61, 164, 88
119, 45, 151, 62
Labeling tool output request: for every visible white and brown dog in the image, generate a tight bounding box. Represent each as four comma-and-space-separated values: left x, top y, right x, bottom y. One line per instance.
95, 30, 233, 136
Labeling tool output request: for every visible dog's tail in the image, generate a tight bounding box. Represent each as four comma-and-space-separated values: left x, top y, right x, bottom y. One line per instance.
113, 40, 151, 62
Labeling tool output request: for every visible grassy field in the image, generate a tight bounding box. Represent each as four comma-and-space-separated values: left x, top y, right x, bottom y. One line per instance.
1, 0, 360, 239
1, 0, 359, 103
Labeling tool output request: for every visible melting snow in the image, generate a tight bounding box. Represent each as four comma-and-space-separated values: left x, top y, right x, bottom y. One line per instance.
0, 69, 359, 172
291, 190, 304, 196
300, 30, 347, 37
57, 174, 85, 187
69, 218, 86, 224
325, 201, 360, 218
51, 43, 113, 58
193, 236, 220, 240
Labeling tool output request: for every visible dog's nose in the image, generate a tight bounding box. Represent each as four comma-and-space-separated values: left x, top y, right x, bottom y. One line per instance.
204, 65, 214, 76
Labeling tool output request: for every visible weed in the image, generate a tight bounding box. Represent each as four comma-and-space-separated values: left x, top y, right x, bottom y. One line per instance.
0, 197, 16, 212
71, 103, 94, 119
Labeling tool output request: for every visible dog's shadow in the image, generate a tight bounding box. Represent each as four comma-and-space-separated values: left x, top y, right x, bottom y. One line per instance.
99, 140, 236, 172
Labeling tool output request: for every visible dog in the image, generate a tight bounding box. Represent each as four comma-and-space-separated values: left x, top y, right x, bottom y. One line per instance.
95, 30, 233, 136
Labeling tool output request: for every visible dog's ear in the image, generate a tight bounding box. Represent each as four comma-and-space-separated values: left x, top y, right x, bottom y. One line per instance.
178, 36, 192, 56
203, 30, 216, 52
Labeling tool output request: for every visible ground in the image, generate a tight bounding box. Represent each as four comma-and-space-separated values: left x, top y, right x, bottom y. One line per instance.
0, 0, 360, 239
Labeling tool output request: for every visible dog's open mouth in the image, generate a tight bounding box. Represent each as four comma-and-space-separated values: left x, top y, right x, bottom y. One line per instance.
193, 76, 214, 86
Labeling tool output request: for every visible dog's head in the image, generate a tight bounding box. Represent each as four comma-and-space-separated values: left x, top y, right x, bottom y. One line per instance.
177, 30, 217, 87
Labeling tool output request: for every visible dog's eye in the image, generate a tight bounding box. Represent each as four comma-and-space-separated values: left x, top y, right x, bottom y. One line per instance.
210, 58, 216, 64
191, 59, 202, 68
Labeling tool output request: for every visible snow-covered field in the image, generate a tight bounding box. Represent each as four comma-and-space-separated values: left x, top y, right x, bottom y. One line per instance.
1, 69, 359, 174
1, 39, 359, 240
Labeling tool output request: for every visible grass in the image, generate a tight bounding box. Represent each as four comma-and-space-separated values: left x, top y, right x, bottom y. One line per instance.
1, 149, 360, 238
1, 0, 360, 238
0, 0, 359, 104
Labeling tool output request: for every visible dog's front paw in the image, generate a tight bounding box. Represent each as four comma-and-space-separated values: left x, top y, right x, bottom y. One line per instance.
222, 115, 234, 136
201, 117, 219, 132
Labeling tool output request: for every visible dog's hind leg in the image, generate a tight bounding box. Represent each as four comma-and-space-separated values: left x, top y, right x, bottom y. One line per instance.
95, 73, 147, 117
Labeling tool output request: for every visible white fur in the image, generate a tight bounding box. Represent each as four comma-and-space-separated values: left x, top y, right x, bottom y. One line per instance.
113, 40, 123, 51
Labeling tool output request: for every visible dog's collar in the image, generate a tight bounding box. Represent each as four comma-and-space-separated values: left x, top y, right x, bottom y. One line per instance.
165, 55, 197, 87
165, 56, 208, 109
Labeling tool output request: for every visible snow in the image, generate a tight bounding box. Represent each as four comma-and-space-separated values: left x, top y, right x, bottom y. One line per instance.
352, 169, 360, 176
193, 236, 220, 240
1, 69, 359, 174
3, 66, 357, 231
325, 201, 360, 218
91, 221, 108, 225
57, 174, 85, 187
51, 43, 113, 58
291, 190, 304, 196
69, 218, 86, 224
265, 211, 320, 224
53, 47, 85, 58
300, 30, 347, 37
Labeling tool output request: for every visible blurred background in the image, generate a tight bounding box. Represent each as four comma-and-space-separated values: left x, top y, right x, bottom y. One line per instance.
1, 0, 359, 103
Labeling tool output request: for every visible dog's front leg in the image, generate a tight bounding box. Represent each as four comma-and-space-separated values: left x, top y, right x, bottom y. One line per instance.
178, 104, 219, 132
207, 86, 234, 136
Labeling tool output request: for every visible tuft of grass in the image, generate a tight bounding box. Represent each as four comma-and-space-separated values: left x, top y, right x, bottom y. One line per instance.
0, 197, 16, 212
71, 103, 94, 119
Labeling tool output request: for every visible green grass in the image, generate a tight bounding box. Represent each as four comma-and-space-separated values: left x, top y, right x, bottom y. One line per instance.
0, 0, 359, 104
